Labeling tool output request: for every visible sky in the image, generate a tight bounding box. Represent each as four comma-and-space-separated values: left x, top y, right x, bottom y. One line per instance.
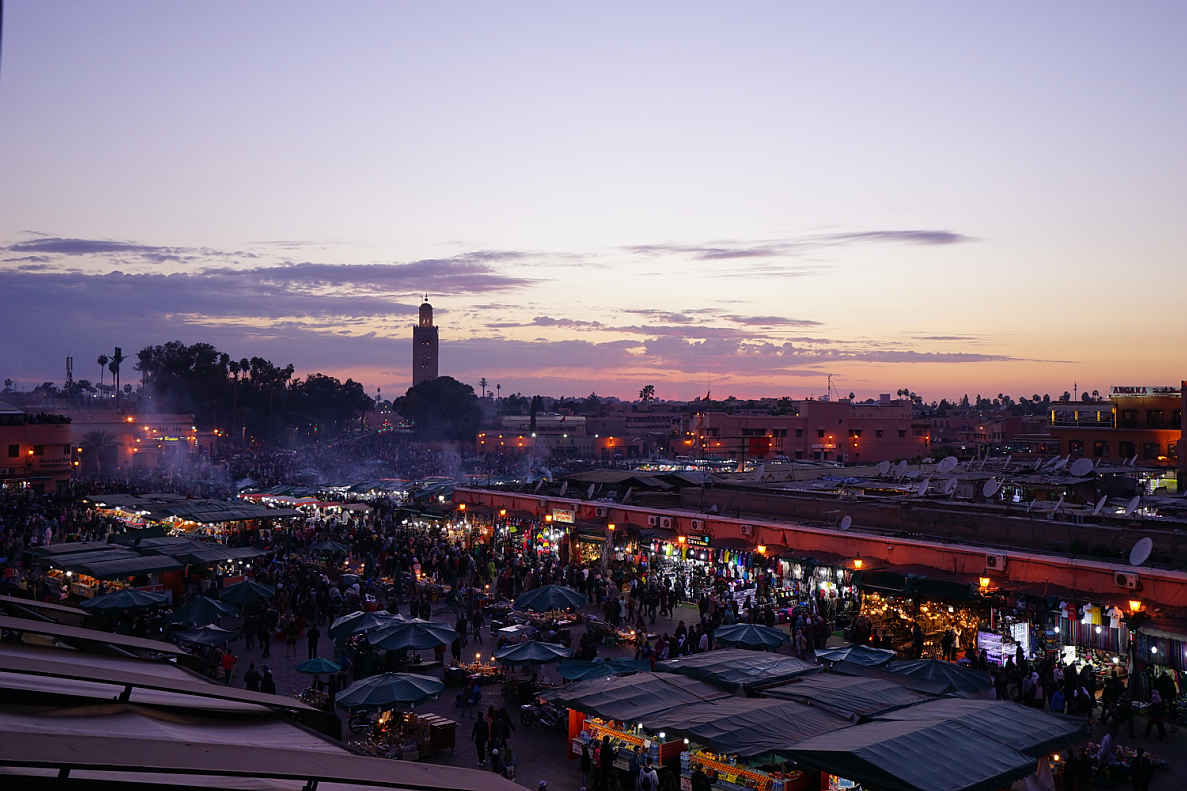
1, 2, 1184, 404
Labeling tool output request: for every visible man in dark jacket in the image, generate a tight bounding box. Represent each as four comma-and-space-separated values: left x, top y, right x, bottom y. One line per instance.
242, 663, 262, 693
1130, 747, 1153, 791
599, 735, 614, 791
471, 715, 489, 767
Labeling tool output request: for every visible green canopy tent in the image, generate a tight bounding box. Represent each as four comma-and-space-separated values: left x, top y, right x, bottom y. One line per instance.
885, 659, 992, 695
79, 589, 168, 613
218, 579, 277, 607
514, 585, 587, 612
657, 649, 819, 693
169, 624, 240, 648
814, 644, 897, 667
297, 657, 342, 675
168, 597, 240, 627
492, 640, 570, 667
712, 623, 790, 650
557, 658, 651, 682
335, 673, 444, 712
540, 672, 729, 721
370, 619, 458, 651
329, 610, 403, 641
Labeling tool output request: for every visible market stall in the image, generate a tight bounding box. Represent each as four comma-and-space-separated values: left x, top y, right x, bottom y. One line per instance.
657, 649, 819, 694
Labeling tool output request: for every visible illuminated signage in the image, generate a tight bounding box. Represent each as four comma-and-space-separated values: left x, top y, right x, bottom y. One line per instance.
551, 508, 575, 524
684, 534, 710, 547
1109, 386, 1181, 398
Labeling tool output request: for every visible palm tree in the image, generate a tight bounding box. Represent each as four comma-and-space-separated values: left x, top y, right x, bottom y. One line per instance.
639, 384, 655, 403
97, 354, 109, 394
80, 430, 119, 475
108, 348, 127, 409
478, 378, 488, 398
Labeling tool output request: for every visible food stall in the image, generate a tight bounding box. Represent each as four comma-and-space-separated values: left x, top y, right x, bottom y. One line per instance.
349, 711, 433, 760
571, 716, 684, 765
680, 748, 808, 791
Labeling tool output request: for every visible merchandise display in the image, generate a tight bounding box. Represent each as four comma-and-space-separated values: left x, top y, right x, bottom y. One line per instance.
348, 711, 432, 761
680, 749, 807, 791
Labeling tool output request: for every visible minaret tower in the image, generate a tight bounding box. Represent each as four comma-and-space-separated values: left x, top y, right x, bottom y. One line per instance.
412, 295, 439, 386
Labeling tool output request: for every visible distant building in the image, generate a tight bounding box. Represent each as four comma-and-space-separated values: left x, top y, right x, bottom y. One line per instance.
412, 297, 439, 386
1046, 385, 1181, 468
0, 402, 72, 495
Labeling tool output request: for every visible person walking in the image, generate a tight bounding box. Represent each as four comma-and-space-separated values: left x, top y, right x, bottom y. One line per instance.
307, 624, 320, 659
243, 662, 261, 693
599, 735, 614, 791
471, 714, 490, 767
260, 665, 276, 694
220, 648, 237, 686
1143, 690, 1167, 741
258, 617, 271, 658
1130, 747, 1154, 791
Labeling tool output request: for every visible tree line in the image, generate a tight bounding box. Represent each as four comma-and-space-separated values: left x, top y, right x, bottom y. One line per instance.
135, 341, 372, 444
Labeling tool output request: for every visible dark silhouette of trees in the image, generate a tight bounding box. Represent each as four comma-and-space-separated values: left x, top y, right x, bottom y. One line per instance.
393, 376, 481, 442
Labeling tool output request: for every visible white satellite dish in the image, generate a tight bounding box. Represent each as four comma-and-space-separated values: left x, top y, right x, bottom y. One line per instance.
982, 479, 1001, 498
1092, 496, 1107, 516
1026, 500, 1035, 513
905, 469, 919, 480
944, 478, 959, 495
1052, 495, 1064, 513
587, 484, 596, 499
1052, 457, 1068, 472
535, 479, 543, 492
839, 516, 852, 532
1069, 458, 1094, 477
1129, 455, 1139, 467
937, 457, 958, 474
894, 460, 908, 477
753, 463, 765, 481
1003, 455, 1013, 467
916, 479, 930, 496
877, 460, 891, 476
1123, 496, 1141, 517
1129, 537, 1153, 566
622, 487, 633, 504
559, 481, 568, 497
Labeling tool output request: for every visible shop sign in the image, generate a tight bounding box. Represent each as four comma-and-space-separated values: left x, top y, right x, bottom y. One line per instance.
1110, 385, 1181, 398
977, 630, 1004, 665
552, 508, 575, 524
684, 533, 710, 547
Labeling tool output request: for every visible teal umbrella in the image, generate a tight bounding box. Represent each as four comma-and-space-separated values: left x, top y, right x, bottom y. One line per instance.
169, 596, 240, 627
370, 619, 457, 651
169, 624, 240, 647
309, 540, 351, 555
329, 610, 403, 641
218, 579, 277, 607
493, 640, 571, 667
713, 623, 790, 650
514, 585, 587, 612
815, 644, 898, 667
297, 657, 342, 674
558, 657, 650, 681
335, 672, 444, 712
80, 589, 169, 612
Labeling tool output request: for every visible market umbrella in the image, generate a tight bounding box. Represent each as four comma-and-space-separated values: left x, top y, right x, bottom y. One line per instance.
79, 588, 169, 612
514, 584, 587, 612
309, 540, 352, 555
169, 624, 240, 647
887, 658, 993, 694
557, 657, 651, 681
369, 619, 458, 651
218, 579, 277, 607
168, 596, 241, 627
297, 657, 342, 675
713, 623, 790, 650
329, 610, 404, 641
814, 644, 898, 668
335, 672, 444, 712
493, 640, 571, 667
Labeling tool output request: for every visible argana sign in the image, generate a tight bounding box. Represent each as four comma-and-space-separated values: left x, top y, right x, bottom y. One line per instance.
1109, 386, 1181, 398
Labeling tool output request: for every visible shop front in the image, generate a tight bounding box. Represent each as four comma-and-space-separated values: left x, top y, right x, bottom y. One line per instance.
856, 573, 986, 658
1054, 598, 1133, 674
648, 534, 762, 604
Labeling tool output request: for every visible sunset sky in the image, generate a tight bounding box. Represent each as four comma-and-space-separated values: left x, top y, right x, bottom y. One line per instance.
2, 2, 1184, 404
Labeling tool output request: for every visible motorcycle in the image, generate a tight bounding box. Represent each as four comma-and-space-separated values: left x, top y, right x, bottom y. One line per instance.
519, 702, 542, 727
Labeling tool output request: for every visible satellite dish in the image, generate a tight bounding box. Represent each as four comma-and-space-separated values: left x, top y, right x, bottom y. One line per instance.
1129, 455, 1139, 467
534, 479, 543, 492
905, 469, 919, 480
709, 504, 718, 513
1069, 458, 1094, 477
982, 479, 1001, 498
937, 457, 957, 474
1003, 455, 1013, 467
754, 463, 765, 481
839, 516, 852, 532
1129, 537, 1153, 567
944, 478, 959, 495
894, 460, 908, 477
587, 484, 596, 499
622, 487, 633, 504
876, 460, 890, 476
916, 479, 930, 496
559, 481, 568, 497
1052, 457, 1068, 472
1092, 496, 1107, 516
1052, 495, 1064, 513
1026, 500, 1035, 513
1123, 496, 1141, 518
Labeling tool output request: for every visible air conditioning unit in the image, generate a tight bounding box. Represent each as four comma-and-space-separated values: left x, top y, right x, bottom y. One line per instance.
538, 499, 549, 509
647, 515, 659, 527
739, 524, 753, 536
659, 516, 674, 530
984, 554, 1007, 572
1115, 571, 1139, 589
595, 507, 609, 518
690, 518, 706, 531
